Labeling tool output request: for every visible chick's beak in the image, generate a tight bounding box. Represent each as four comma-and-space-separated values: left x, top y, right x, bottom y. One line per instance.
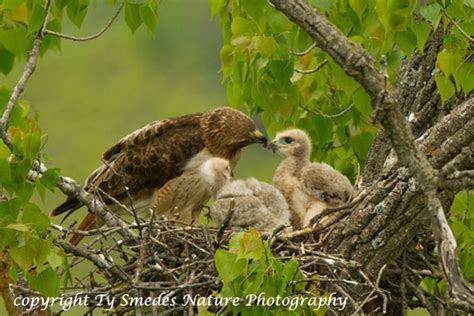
253, 129, 268, 146
267, 141, 279, 152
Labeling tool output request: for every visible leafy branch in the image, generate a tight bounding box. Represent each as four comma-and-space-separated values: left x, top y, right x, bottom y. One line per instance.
0, 0, 52, 149
43, 1, 125, 42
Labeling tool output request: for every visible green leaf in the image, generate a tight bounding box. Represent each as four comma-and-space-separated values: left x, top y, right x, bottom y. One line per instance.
310, 115, 333, 145
209, 0, 227, 17
20, 182, 35, 203
349, 0, 367, 18
465, 0, 474, 8
214, 249, 246, 283
139, 1, 158, 33
46, 246, 64, 270
0, 49, 15, 75
395, 30, 417, 55
350, 132, 375, 163
435, 74, 455, 104
23, 203, 50, 234
40, 168, 61, 191
28, 4, 47, 35
10, 244, 36, 270
36, 180, 46, 201
281, 259, 299, 285
253, 36, 276, 57
42, 19, 62, 52
55, 0, 68, 10
0, 159, 11, 185
310, 0, 331, 11
5, 223, 29, 232
352, 89, 373, 116
3, 0, 23, 9
23, 131, 42, 160
437, 49, 463, 77
231, 17, 257, 36
375, 0, 390, 33
420, 3, 442, 25
413, 21, 431, 51
0, 141, 10, 159
268, 60, 294, 84
331, 62, 359, 95
446, 0, 467, 20
455, 62, 474, 94
267, 12, 290, 34
241, 0, 265, 19
125, 2, 143, 33
34, 238, 53, 269
10, 159, 33, 187
0, 27, 29, 58
66, 0, 90, 28
0, 198, 21, 227
30, 267, 60, 297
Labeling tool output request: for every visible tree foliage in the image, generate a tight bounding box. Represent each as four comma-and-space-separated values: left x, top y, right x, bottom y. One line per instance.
213, 229, 318, 315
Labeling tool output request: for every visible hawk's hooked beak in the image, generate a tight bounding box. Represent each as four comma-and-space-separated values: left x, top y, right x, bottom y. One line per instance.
253, 129, 268, 146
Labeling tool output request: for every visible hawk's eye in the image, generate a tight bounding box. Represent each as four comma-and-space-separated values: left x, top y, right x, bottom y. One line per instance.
283, 136, 294, 144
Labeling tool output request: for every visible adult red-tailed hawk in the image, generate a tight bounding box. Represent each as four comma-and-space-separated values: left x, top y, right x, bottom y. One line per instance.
51, 107, 267, 244
269, 129, 352, 229
199, 157, 291, 232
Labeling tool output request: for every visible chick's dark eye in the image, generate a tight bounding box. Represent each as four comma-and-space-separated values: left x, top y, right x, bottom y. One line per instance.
283, 136, 294, 144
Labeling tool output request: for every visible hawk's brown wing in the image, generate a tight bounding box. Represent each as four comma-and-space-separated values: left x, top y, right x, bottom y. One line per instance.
52, 113, 206, 216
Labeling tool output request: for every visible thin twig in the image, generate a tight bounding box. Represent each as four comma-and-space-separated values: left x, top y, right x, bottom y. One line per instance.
43, 1, 125, 42
400, 252, 407, 315
333, 284, 360, 311
310, 190, 367, 226
55, 238, 131, 282
216, 199, 235, 243
292, 42, 317, 56
300, 103, 354, 119
294, 59, 328, 74
441, 9, 474, 44
354, 265, 388, 314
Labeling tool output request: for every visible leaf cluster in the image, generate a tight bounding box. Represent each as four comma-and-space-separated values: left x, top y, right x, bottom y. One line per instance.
209, 228, 326, 315
0, 86, 65, 297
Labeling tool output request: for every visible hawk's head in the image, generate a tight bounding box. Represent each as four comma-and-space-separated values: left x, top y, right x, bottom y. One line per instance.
201, 107, 267, 158
269, 129, 312, 159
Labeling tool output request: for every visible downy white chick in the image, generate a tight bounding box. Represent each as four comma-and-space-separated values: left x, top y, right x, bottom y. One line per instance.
200, 158, 291, 232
